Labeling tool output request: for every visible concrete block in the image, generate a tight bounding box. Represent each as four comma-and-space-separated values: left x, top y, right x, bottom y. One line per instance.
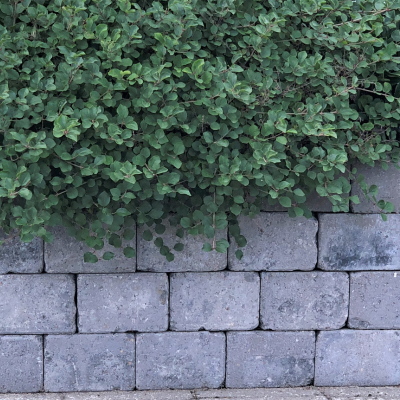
228, 213, 318, 271
318, 214, 400, 270
0, 335, 43, 393
170, 272, 259, 331
78, 274, 168, 333
44, 334, 135, 391
226, 331, 315, 388
0, 275, 75, 334
45, 226, 136, 273
136, 332, 225, 390
315, 330, 400, 386
260, 272, 349, 330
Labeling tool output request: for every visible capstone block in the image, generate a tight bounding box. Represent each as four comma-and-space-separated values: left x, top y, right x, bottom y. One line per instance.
78, 274, 168, 333
260, 272, 349, 330
0, 275, 75, 334
44, 334, 135, 392
228, 213, 318, 271
170, 272, 259, 331
318, 214, 400, 270
226, 331, 315, 388
136, 332, 225, 390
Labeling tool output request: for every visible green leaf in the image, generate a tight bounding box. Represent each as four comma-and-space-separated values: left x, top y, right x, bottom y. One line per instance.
123, 246, 136, 258
103, 251, 115, 260
279, 197, 292, 208
84, 252, 98, 263
142, 230, 153, 241
98, 191, 110, 207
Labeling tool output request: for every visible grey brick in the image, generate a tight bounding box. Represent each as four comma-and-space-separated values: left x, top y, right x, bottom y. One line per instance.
45, 226, 136, 273
315, 330, 400, 386
0, 230, 43, 273
170, 272, 259, 331
318, 214, 400, 271
349, 271, 400, 329
137, 221, 226, 272
0, 335, 43, 393
228, 213, 318, 271
44, 334, 135, 392
0, 275, 75, 334
136, 332, 225, 390
226, 331, 315, 388
78, 274, 168, 333
260, 272, 349, 330
352, 162, 400, 213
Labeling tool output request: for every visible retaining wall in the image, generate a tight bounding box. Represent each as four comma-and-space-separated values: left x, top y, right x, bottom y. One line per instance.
1, 164, 400, 393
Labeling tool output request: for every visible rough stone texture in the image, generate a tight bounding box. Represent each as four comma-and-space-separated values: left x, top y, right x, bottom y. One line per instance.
228, 213, 318, 271
0, 335, 43, 393
226, 331, 315, 388
318, 214, 400, 271
0, 230, 43, 273
44, 334, 135, 392
0, 275, 75, 334
349, 271, 400, 329
351, 162, 400, 213
170, 272, 259, 331
260, 272, 349, 330
136, 332, 225, 390
137, 221, 227, 272
315, 330, 400, 386
45, 226, 136, 273
78, 274, 168, 333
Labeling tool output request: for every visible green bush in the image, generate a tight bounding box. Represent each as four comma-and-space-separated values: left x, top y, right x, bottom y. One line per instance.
0, 0, 399, 262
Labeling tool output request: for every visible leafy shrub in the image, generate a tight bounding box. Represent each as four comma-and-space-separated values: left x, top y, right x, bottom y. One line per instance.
0, 0, 399, 261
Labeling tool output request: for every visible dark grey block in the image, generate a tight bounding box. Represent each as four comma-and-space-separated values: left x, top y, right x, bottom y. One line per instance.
78, 274, 168, 333
315, 330, 400, 386
226, 331, 315, 388
0, 275, 75, 334
228, 213, 318, 271
136, 332, 225, 390
170, 272, 259, 331
0, 335, 43, 393
318, 214, 400, 270
44, 334, 135, 392
45, 226, 136, 273
261, 272, 349, 330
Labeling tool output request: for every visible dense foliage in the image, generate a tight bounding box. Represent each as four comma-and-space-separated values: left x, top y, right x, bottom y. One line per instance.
1, 0, 400, 262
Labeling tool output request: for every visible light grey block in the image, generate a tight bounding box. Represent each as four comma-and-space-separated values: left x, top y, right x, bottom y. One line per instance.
78, 274, 168, 333
352, 162, 400, 213
228, 213, 318, 271
260, 272, 349, 330
136, 332, 225, 390
44, 334, 135, 392
0, 230, 43, 273
170, 272, 259, 331
0, 335, 43, 393
137, 221, 227, 272
226, 331, 315, 388
315, 330, 400, 386
0, 275, 75, 334
45, 226, 136, 273
349, 271, 400, 329
318, 214, 400, 271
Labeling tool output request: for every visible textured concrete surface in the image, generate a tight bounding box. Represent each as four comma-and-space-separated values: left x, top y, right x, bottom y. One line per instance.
228, 213, 318, 271
0, 335, 43, 393
78, 274, 168, 333
170, 272, 259, 331
349, 271, 400, 329
136, 332, 225, 390
226, 331, 315, 388
45, 226, 136, 273
0, 230, 43, 273
260, 272, 349, 330
318, 214, 400, 270
137, 221, 227, 272
315, 330, 400, 386
0, 274, 75, 334
44, 334, 135, 392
